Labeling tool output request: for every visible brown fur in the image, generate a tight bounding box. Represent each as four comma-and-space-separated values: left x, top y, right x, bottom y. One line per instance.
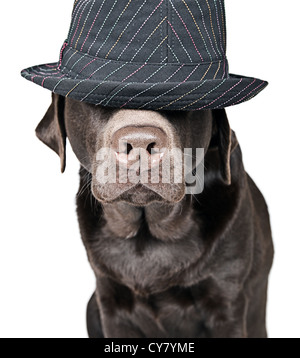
35, 93, 273, 338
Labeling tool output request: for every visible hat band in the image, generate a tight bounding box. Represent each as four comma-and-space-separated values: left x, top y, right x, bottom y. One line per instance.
60, 45, 229, 84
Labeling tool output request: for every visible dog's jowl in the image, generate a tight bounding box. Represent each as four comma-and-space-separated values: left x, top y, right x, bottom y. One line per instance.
22, 0, 273, 338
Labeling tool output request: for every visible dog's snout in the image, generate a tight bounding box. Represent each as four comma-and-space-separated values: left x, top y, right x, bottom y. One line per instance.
112, 126, 167, 152
111, 126, 168, 168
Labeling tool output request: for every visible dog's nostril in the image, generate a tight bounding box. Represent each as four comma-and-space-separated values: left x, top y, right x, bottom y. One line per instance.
126, 143, 133, 155
116, 141, 133, 154
147, 142, 156, 154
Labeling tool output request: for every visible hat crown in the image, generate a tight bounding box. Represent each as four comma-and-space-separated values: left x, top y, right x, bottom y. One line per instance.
67, 0, 226, 64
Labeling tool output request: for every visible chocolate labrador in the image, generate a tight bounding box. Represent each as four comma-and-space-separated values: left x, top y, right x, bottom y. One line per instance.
35, 93, 273, 338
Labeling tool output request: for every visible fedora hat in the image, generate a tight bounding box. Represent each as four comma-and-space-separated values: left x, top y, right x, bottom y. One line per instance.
21, 0, 267, 111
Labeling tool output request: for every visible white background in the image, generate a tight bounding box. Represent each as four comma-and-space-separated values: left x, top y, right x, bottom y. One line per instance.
0, 0, 299, 338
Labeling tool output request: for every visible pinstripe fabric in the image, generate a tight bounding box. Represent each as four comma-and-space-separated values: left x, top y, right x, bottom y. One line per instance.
21, 0, 267, 110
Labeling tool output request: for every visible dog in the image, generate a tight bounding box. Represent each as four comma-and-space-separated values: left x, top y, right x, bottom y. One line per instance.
35, 93, 274, 338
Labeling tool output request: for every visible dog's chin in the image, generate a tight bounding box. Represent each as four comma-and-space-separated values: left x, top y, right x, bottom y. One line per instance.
92, 182, 187, 206
92, 178, 186, 206
93, 184, 164, 206
117, 185, 165, 206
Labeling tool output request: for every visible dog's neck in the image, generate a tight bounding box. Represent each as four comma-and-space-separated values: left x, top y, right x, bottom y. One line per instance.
101, 197, 196, 241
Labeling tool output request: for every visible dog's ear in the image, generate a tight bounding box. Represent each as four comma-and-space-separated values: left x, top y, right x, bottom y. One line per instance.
36, 93, 66, 173
211, 109, 238, 186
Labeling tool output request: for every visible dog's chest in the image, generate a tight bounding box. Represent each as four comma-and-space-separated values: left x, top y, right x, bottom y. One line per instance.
131, 297, 209, 338
91, 229, 203, 294
98, 275, 227, 338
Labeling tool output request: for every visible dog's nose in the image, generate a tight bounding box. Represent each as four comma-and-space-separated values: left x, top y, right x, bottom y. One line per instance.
111, 126, 168, 168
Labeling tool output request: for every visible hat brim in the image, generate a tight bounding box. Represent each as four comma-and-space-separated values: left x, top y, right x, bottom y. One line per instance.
21, 62, 267, 111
